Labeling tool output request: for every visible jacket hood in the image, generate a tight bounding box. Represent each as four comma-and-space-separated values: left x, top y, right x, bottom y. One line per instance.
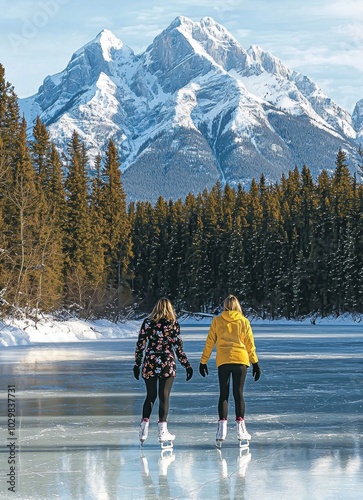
221, 310, 244, 322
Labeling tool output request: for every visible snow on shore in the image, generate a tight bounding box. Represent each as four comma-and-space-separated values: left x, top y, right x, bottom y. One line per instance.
0, 316, 142, 348
0, 313, 361, 348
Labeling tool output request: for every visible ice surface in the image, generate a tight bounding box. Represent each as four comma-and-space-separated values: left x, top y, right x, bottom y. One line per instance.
0, 323, 362, 499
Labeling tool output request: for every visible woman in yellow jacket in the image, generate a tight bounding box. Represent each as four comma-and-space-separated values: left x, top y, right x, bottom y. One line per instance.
199, 295, 261, 446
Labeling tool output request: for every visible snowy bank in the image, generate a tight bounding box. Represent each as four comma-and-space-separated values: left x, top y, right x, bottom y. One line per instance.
0, 316, 142, 348
0, 313, 361, 348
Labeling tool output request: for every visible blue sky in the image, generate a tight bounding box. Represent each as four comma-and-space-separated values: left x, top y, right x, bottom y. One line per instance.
1, 0, 362, 112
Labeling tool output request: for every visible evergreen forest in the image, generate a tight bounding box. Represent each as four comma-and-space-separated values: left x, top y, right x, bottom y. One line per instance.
1, 65, 362, 321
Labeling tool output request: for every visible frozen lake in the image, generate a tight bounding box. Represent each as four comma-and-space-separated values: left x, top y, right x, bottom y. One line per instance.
0, 322, 362, 499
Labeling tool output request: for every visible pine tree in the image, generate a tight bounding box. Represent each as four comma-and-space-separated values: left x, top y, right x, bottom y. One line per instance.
100, 140, 132, 291
48, 144, 66, 215
244, 178, 264, 313
0, 64, 20, 175
63, 132, 95, 314
260, 184, 285, 318
185, 210, 205, 309
332, 149, 354, 222
176, 192, 198, 309
310, 169, 333, 315
226, 214, 247, 302
6, 118, 40, 312
89, 154, 106, 287
130, 200, 153, 302
203, 181, 223, 305
330, 150, 355, 315
0, 66, 20, 313
163, 199, 184, 301
30, 117, 52, 191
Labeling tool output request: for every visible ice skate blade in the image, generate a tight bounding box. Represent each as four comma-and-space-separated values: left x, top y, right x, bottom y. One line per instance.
160, 440, 174, 450
238, 440, 250, 449
215, 440, 224, 449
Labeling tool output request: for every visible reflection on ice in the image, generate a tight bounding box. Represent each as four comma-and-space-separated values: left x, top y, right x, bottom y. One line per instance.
313, 452, 361, 476
139, 451, 176, 499
217, 447, 251, 478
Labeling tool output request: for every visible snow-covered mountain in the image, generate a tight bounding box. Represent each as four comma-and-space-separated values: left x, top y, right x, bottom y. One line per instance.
20, 16, 360, 201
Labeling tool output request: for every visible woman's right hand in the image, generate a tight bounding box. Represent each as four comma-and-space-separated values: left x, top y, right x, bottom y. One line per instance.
252, 362, 261, 381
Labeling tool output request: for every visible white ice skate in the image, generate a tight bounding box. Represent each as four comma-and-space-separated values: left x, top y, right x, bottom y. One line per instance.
236, 418, 251, 448
158, 422, 175, 450
139, 418, 149, 446
215, 419, 227, 448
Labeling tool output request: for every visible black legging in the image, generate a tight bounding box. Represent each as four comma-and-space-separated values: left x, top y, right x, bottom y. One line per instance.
218, 364, 248, 420
142, 376, 175, 421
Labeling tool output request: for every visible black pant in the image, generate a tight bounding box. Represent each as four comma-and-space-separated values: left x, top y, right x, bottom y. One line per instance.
142, 376, 174, 421
218, 363, 248, 420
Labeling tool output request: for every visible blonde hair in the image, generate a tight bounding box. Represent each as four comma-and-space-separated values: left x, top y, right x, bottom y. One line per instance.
148, 297, 177, 322
223, 294, 243, 313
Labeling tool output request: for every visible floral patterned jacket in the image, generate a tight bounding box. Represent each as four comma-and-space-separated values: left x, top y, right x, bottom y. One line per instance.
134, 318, 191, 379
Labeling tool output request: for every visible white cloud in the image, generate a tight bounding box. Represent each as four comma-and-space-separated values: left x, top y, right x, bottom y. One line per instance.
234, 28, 252, 39
313, 0, 363, 18
86, 17, 113, 27
135, 5, 168, 22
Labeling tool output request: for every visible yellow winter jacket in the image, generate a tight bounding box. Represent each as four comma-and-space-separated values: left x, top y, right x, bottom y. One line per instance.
200, 311, 258, 367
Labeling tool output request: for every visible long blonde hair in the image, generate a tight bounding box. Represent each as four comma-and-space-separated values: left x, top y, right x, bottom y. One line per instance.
223, 294, 243, 313
148, 297, 177, 322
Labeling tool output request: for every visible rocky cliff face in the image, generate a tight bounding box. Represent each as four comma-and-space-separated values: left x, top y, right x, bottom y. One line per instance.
20, 16, 360, 202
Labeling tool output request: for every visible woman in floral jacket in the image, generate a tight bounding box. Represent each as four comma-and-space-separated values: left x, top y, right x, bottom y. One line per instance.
133, 297, 193, 445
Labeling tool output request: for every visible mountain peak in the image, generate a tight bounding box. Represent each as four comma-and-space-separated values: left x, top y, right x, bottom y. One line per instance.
167, 15, 194, 31
166, 16, 230, 38
73, 29, 123, 62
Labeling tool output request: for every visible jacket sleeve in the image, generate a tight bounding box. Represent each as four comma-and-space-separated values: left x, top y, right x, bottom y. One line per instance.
243, 319, 258, 364
200, 319, 217, 364
173, 321, 191, 369
134, 319, 149, 367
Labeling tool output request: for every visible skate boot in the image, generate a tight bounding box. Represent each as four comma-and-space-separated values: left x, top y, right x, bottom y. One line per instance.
139, 418, 149, 445
216, 419, 227, 448
158, 421, 175, 450
236, 417, 251, 447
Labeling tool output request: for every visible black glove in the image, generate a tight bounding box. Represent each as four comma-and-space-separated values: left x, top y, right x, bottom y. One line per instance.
252, 362, 261, 382
133, 364, 140, 380
199, 363, 208, 377
186, 366, 193, 381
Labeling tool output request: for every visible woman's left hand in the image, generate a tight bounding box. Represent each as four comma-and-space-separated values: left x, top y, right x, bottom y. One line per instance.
186, 366, 193, 381
133, 365, 140, 380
